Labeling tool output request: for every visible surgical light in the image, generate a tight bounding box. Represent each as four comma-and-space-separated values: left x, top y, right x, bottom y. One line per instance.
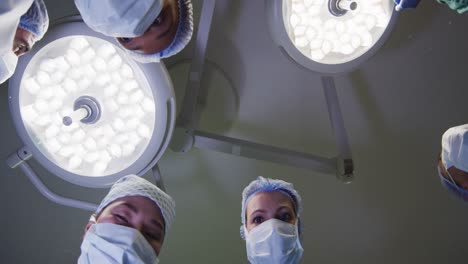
266, 0, 397, 73
7, 16, 175, 210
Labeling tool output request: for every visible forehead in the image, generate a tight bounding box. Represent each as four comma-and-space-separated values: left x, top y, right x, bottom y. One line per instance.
246, 191, 294, 214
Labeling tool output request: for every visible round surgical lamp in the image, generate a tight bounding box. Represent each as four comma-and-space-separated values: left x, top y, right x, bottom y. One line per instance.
8, 16, 176, 189
266, 0, 397, 73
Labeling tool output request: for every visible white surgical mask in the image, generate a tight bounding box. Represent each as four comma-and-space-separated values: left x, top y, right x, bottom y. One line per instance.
0, 50, 18, 84
78, 223, 159, 264
74, 0, 163, 38
245, 219, 303, 264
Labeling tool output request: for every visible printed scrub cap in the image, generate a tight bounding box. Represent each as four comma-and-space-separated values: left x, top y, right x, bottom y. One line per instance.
95, 175, 176, 234
19, 0, 49, 41
240, 176, 303, 239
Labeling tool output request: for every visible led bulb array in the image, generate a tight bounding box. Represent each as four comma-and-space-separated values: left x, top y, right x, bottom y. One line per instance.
286, 0, 391, 63
19, 36, 156, 176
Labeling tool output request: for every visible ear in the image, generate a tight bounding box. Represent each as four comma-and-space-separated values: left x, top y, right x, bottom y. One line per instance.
83, 214, 97, 238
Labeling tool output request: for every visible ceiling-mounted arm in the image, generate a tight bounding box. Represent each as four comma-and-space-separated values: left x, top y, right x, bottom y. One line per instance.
150, 164, 166, 191
322, 76, 354, 183
176, 0, 216, 130
171, 0, 354, 183
6, 146, 98, 211
193, 130, 337, 175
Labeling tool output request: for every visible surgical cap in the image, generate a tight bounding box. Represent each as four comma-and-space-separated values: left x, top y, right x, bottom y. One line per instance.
240, 176, 303, 239
125, 0, 194, 63
19, 0, 49, 41
437, 0, 468, 14
95, 175, 176, 234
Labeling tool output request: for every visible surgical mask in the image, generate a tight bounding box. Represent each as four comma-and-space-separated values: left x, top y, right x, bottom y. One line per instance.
0, 50, 18, 84
78, 223, 159, 264
245, 219, 303, 264
74, 0, 163, 38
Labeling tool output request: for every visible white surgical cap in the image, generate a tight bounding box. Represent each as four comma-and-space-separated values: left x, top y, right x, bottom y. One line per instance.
95, 175, 176, 234
240, 176, 303, 240
441, 124, 468, 172
19, 0, 49, 41
124, 0, 194, 63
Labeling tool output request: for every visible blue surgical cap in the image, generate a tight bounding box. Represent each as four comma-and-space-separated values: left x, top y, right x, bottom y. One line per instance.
95, 175, 176, 234
240, 176, 303, 239
438, 166, 468, 202
19, 0, 49, 41
125, 0, 194, 63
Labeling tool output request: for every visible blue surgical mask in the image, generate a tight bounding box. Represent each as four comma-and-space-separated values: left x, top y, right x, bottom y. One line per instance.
78, 223, 159, 264
245, 219, 303, 264
0, 50, 18, 84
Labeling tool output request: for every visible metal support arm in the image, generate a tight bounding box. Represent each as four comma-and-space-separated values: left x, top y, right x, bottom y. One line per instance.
6, 146, 98, 211
171, 0, 354, 183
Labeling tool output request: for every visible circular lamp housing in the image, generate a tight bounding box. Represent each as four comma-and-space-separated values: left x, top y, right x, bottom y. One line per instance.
266, 0, 398, 73
8, 16, 176, 188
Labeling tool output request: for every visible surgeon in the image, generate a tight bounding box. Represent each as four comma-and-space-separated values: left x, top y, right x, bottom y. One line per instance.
437, 124, 468, 202
74, 0, 193, 63
0, 0, 49, 84
240, 176, 304, 264
79, 175, 176, 264
394, 0, 468, 13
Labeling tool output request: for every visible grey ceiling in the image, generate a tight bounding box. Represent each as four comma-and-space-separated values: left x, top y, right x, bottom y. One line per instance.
1, 0, 468, 263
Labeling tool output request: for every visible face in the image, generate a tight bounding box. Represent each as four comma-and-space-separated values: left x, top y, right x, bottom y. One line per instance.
85, 196, 166, 255
438, 157, 468, 190
245, 191, 297, 233
13, 28, 35, 57
117, 0, 179, 54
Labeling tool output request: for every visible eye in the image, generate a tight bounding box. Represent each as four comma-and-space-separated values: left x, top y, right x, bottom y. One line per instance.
279, 213, 292, 223
252, 216, 264, 224
114, 214, 128, 224
145, 232, 161, 242
119, 37, 133, 44
13, 45, 26, 56
152, 13, 165, 26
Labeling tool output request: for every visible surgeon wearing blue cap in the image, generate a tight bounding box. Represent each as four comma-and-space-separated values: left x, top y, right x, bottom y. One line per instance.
437, 124, 468, 202
75, 0, 194, 63
0, 0, 49, 84
79, 175, 176, 264
240, 176, 304, 264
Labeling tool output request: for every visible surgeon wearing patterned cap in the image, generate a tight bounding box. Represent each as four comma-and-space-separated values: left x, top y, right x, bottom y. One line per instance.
240, 176, 304, 264
78, 175, 176, 264
0, 0, 49, 84
75, 0, 194, 63
394, 0, 467, 13
437, 124, 468, 202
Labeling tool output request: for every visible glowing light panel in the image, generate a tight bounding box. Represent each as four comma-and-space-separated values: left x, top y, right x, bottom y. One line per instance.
283, 0, 393, 64
19, 36, 156, 177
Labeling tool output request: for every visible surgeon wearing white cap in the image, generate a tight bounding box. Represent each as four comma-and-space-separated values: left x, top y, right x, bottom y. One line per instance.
0, 0, 49, 84
79, 174, 176, 264
437, 124, 468, 202
240, 176, 304, 264
74, 0, 193, 63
